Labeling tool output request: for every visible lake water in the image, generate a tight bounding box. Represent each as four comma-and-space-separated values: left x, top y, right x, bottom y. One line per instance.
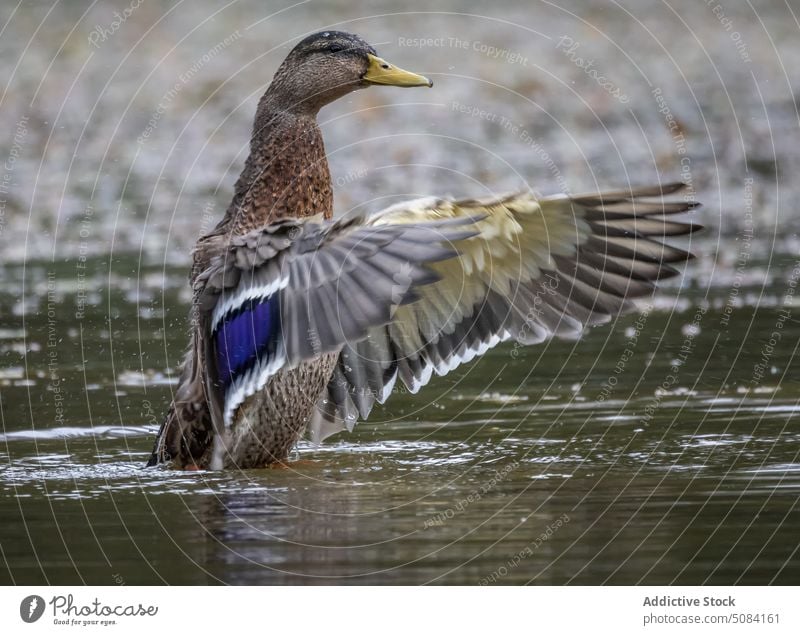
1, 247, 798, 584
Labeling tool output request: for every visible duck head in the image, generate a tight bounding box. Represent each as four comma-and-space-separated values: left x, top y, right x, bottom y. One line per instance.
265, 30, 432, 114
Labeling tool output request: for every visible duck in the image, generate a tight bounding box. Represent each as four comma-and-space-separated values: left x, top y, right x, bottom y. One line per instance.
146, 30, 701, 471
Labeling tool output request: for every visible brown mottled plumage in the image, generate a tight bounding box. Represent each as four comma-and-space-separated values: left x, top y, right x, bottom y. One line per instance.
148, 31, 428, 469
148, 31, 701, 471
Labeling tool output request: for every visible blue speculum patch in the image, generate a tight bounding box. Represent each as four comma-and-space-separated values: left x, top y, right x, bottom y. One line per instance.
215, 295, 281, 387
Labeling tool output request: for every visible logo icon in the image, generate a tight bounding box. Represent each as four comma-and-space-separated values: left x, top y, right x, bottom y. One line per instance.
20, 595, 45, 623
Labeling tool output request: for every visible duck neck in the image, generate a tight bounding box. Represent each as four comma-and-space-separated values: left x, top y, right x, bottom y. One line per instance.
220, 96, 333, 235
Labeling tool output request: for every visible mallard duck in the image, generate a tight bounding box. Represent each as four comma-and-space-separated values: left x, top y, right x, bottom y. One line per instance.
147, 31, 701, 470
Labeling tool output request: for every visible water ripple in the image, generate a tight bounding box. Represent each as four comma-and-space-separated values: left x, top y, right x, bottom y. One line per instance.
0, 424, 158, 442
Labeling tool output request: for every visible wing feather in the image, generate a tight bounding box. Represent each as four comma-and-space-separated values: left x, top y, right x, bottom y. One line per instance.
310, 183, 701, 443
193, 215, 476, 440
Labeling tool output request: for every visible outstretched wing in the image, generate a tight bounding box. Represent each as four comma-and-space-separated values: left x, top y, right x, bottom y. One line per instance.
309, 182, 701, 442
195, 215, 478, 435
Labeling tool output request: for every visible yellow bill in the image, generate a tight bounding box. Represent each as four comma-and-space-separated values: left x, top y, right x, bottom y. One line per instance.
363, 53, 433, 88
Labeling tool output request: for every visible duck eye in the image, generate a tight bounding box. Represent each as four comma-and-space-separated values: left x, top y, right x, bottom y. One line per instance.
328, 44, 343, 53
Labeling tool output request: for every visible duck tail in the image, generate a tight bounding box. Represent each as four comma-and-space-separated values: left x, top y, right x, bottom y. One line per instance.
145, 332, 214, 468
145, 403, 177, 467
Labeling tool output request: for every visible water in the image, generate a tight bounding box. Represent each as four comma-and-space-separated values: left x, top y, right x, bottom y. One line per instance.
1, 250, 799, 584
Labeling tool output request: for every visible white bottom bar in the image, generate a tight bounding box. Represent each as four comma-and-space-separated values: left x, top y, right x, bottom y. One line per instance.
2, 586, 797, 633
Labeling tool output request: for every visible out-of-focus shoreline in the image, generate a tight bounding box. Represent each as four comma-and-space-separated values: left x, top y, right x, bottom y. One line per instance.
0, 0, 795, 264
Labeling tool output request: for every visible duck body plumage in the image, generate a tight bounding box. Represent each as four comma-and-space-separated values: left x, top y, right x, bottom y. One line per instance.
149, 56, 338, 469
147, 31, 702, 471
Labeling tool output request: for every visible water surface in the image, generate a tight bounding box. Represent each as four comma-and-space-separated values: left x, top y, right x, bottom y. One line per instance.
1, 251, 798, 584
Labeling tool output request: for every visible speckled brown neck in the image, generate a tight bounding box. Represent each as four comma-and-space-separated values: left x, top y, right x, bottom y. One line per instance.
219, 104, 333, 236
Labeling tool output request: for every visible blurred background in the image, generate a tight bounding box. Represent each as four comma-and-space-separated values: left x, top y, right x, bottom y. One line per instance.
0, 0, 797, 263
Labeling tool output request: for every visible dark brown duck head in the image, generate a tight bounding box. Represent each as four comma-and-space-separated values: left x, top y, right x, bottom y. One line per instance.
266, 31, 432, 115
219, 31, 431, 235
